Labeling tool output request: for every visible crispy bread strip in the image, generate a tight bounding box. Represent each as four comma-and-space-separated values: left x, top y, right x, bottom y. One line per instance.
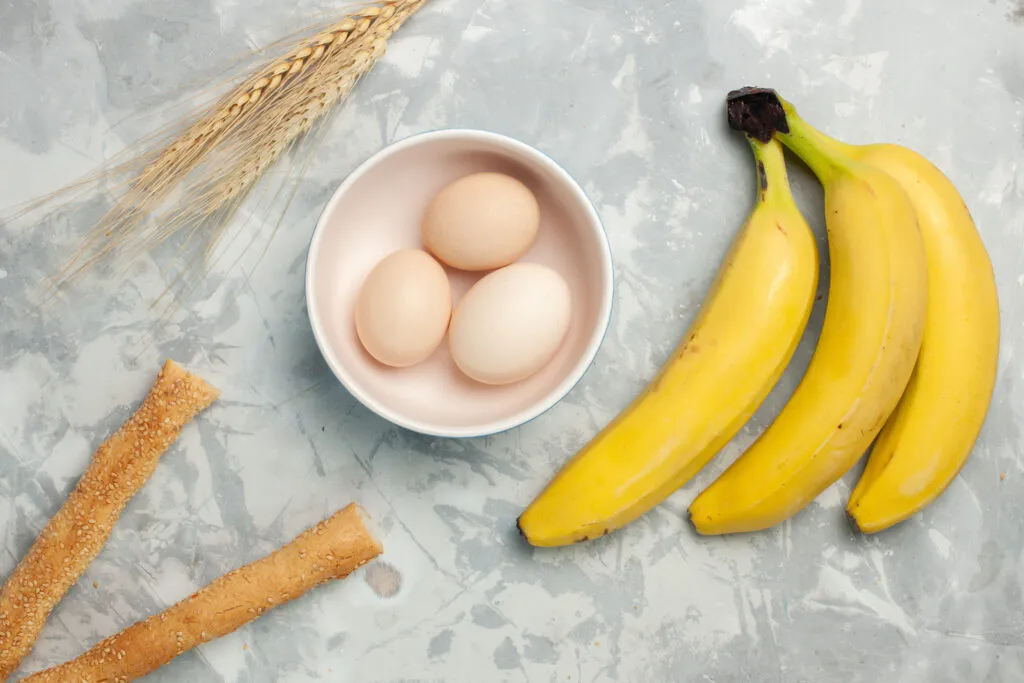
0, 360, 219, 680
22, 504, 382, 682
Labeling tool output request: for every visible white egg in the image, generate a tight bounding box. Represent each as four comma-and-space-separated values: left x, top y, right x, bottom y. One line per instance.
355, 249, 452, 368
449, 263, 572, 386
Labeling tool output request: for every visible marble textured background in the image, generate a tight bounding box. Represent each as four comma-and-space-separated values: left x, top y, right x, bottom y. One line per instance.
2, 0, 1024, 681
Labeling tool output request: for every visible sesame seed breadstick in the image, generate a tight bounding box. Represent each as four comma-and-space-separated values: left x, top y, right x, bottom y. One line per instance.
21, 503, 382, 683
0, 360, 219, 680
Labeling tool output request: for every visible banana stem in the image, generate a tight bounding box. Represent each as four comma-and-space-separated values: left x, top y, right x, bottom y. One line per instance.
748, 137, 791, 205
727, 87, 856, 182
775, 109, 854, 183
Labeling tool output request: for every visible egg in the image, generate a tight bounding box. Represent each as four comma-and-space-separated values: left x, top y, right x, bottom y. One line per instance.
355, 249, 452, 368
422, 172, 541, 271
449, 263, 572, 386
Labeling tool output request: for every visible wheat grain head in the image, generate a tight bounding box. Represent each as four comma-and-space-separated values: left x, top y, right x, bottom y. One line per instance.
40, 0, 427, 299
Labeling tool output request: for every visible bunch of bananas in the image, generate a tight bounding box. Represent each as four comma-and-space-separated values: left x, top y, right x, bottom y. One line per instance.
518, 87, 1000, 546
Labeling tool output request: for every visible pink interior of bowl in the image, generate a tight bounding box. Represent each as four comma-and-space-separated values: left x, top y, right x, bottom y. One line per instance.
306, 130, 612, 437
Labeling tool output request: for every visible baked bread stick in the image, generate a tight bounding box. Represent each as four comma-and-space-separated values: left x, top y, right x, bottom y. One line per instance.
21, 503, 382, 682
0, 360, 219, 680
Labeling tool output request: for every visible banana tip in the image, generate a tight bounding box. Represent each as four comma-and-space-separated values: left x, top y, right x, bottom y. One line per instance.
845, 508, 866, 535
685, 508, 699, 534
515, 515, 532, 545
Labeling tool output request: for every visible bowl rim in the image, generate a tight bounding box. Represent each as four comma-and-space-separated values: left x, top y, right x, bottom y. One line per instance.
304, 127, 614, 438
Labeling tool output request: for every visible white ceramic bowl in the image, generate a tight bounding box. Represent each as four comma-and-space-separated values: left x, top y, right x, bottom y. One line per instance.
305, 129, 613, 438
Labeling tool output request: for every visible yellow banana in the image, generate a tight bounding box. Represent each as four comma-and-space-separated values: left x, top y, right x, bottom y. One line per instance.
842, 143, 1000, 533
689, 88, 929, 535
517, 137, 818, 547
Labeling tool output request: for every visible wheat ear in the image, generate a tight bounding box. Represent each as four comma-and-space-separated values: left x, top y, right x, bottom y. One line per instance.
40, 0, 426, 295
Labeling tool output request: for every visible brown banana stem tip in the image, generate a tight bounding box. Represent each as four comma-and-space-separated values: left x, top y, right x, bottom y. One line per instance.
726, 87, 789, 142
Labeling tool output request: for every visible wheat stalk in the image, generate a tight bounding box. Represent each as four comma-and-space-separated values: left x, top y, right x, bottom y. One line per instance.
28, 0, 427, 297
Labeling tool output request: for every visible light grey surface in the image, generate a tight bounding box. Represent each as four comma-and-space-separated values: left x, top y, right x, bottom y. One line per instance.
2, 0, 1024, 681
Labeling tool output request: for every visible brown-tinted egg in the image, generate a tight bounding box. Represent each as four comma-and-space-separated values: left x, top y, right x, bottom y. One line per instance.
355, 249, 452, 368
422, 172, 540, 271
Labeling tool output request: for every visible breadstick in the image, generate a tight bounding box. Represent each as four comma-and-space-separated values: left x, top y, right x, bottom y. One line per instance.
0, 360, 219, 680
22, 503, 382, 683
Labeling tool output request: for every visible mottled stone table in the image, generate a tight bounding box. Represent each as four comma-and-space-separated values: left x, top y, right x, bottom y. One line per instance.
3, 1, 1024, 681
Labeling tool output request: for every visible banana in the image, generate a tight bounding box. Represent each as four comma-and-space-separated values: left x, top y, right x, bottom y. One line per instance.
688, 88, 929, 535
842, 143, 1000, 533
517, 137, 818, 547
